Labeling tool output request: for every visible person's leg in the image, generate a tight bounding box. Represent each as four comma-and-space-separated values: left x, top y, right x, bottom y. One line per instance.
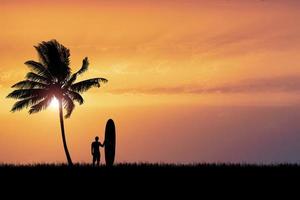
93, 156, 96, 166
96, 155, 100, 166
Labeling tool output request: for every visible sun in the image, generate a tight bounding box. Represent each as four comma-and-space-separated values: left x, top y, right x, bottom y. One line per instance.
50, 97, 59, 109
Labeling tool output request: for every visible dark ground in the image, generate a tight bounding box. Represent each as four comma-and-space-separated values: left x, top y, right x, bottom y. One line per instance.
0, 163, 299, 196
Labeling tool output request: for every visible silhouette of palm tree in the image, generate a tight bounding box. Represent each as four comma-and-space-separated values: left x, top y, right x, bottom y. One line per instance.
6, 40, 108, 166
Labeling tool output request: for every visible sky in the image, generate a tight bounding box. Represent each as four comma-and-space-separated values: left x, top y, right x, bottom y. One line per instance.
0, 0, 300, 164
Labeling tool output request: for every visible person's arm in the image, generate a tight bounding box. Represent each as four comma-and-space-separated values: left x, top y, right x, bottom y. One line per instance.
100, 142, 104, 147
91, 143, 94, 155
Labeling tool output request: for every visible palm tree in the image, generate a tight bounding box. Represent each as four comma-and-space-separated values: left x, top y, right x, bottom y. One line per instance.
6, 40, 108, 166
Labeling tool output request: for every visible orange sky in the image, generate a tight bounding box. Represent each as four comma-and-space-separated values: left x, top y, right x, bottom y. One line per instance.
1, 0, 300, 164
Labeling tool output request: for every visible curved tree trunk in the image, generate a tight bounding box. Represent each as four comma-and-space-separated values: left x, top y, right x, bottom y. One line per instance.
59, 100, 73, 166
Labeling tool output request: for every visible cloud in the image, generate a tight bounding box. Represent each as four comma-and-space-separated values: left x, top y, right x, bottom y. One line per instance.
110, 76, 300, 95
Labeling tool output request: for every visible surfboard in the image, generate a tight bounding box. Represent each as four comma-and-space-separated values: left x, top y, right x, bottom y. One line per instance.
104, 119, 116, 166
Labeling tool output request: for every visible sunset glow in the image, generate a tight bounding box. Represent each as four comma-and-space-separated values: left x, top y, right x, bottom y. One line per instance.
1, 0, 300, 164
50, 97, 59, 109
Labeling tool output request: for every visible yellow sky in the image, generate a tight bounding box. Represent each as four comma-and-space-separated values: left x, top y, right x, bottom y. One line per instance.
1, 0, 300, 163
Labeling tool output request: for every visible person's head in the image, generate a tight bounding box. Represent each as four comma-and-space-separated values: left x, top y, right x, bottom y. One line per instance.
95, 136, 99, 141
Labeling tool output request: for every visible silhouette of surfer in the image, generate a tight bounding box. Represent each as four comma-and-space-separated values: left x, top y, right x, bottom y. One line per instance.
91, 136, 104, 166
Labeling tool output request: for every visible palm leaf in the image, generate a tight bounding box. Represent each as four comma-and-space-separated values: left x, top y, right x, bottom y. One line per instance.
63, 57, 89, 89
63, 95, 75, 118
77, 57, 89, 75
63, 73, 78, 89
26, 72, 50, 84
24, 60, 53, 79
35, 40, 71, 81
11, 80, 47, 89
29, 96, 52, 114
7, 89, 46, 99
70, 78, 108, 93
11, 96, 45, 112
67, 90, 84, 105
34, 45, 49, 67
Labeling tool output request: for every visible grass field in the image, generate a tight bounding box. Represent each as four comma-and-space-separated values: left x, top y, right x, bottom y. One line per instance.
0, 163, 299, 195
1, 163, 300, 180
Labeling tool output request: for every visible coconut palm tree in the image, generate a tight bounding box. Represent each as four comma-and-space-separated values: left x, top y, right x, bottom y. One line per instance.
6, 40, 108, 166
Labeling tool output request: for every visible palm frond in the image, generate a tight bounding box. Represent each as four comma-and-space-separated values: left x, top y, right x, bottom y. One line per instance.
67, 90, 84, 105
26, 72, 50, 84
29, 96, 52, 114
24, 60, 53, 79
63, 95, 75, 118
11, 96, 45, 112
63, 73, 78, 89
70, 78, 108, 93
35, 40, 71, 81
77, 57, 89, 75
6, 89, 46, 99
63, 57, 89, 89
11, 80, 47, 89
34, 45, 49, 67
